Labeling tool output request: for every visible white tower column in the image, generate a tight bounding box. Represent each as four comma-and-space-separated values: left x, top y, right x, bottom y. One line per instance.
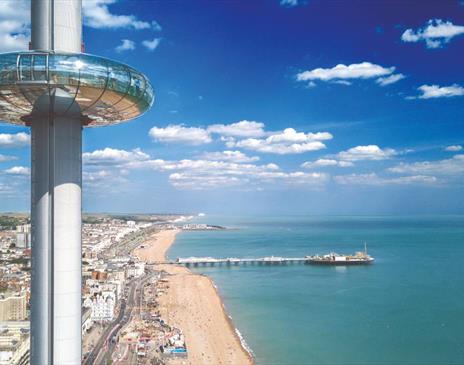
31, 113, 82, 365
30, 112, 53, 365
30, 1, 83, 364
31, 0, 82, 52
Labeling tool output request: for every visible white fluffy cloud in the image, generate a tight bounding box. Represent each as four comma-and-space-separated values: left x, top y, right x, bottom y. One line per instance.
376, 73, 405, 86
387, 154, 464, 187
445, 145, 462, 152
83, 147, 149, 165
301, 159, 353, 169
168, 169, 329, 190
301, 146, 394, 169
168, 173, 244, 189
4, 166, 30, 175
228, 128, 332, 155
83, 170, 110, 182
401, 19, 464, 48
0, 154, 18, 163
149, 125, 212, 145
232, 139, 326, 154
115, 39, 135, 52
297, 62, 393, 81
296, 62, 403, 87
0, 0, 30, 52
83, 0, 152, 30
83, 145, 330, 190
142, 38, 161, 51
0, 182, 14, 195
337, 145, 396, 161
388, 154, 464, 176
81, 147, 148, 190
280, 0, 305, 7
410, 84, 464, 99
151, 21, 162, 32
0, 133, 30, 148
207, 121, 266, 138
134, 158, 280, 174
148, 121, 331, 154
266, 129, 332, 143
334, 173, 437, 186
82, 169, 130, 191
83, 170, 113, 183
200, 151, 259, 163
133, 157, 295, 189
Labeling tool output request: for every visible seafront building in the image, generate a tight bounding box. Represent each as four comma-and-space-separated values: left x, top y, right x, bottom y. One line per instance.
0, 214, 193, 363
15, 226, 30, 250
0, 322, 29, 365
0, 296, 27, 322
83, 291, 116, 322
127, 262, 146, 278
0, 213, 167, 363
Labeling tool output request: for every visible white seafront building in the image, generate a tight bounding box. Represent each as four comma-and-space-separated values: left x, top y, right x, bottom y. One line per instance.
0, 321, 29, 365
83, 291, 116, 322
15, 226, 30, 250
83, 220, 152, 256
127, 262, 146, 278
0, 296, 27, 322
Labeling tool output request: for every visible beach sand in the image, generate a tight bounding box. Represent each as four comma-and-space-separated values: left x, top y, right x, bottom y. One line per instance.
134, 229, 254, 365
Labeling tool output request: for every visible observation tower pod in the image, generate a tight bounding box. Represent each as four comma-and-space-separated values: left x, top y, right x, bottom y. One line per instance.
0, 1, 154, 364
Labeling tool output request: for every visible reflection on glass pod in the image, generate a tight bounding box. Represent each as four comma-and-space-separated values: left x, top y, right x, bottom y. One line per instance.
0, 51, 154, 127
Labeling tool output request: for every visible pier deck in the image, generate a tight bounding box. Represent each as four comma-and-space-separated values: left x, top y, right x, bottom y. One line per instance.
151, 256, 309, 266
148, 254, 374, 267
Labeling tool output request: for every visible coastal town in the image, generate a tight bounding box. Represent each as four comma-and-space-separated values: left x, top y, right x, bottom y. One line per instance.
0, 214, 252, 365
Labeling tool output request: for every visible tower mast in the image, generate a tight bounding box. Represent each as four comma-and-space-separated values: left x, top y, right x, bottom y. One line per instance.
30, 1, 83, 364
0, 2, 154, 363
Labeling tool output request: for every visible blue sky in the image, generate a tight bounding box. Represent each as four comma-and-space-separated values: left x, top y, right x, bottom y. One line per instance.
0, 0, 463, 215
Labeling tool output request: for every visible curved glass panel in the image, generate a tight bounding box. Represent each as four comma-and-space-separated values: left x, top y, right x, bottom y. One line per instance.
0, 53, 18, 84
144, 82, 155, 107
76, 54, 108, 111
0, 51, 154, 127
49, 55, 81, 86
107, 60, 131, 94
32, 54, 47, 81
19, 55, 32, 81
128, 72, 146, 100
97, 60, 134, 116
79, 54, 108, 89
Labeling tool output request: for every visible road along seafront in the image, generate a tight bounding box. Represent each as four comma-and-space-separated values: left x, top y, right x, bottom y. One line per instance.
133, 229, 254, 365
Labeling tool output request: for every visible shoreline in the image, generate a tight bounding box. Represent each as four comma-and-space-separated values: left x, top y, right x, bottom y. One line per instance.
133, 229, 254, 365
209, 275, 255, 359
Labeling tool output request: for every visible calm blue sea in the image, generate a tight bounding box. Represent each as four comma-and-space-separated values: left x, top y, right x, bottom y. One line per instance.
168, 216, 464, 365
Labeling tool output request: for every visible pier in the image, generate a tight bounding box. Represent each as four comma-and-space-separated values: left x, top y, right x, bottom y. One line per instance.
174, 256, 308, 266
146, 251, 375, 267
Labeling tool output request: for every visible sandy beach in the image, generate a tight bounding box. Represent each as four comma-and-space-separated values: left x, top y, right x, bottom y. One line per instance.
134, 229, 254, 365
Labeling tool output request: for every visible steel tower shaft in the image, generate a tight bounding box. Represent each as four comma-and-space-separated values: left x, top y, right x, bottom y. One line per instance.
0, 1, 154, 362
30, 1, 83, 364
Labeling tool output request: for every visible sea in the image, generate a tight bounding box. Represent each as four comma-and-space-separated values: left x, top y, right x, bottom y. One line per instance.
167, 215, 464, 365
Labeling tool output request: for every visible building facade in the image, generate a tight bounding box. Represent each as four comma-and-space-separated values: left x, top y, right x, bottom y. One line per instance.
83, 291, 116, 322
0, 321, 29, 365
0, 296, 27, 322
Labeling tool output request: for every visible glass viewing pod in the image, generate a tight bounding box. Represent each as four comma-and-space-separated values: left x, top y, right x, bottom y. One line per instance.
0, 51, 154, 126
